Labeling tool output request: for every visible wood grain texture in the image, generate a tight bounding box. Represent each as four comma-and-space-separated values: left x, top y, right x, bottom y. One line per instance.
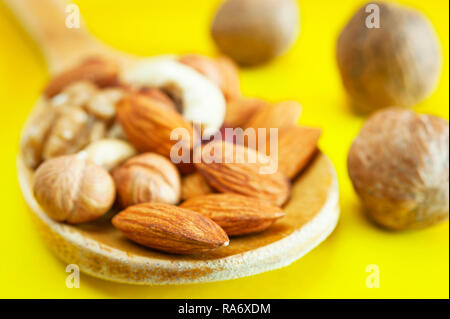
2, 0, 132, 73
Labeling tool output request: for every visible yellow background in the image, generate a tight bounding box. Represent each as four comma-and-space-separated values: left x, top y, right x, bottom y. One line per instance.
0, 0, 448, 299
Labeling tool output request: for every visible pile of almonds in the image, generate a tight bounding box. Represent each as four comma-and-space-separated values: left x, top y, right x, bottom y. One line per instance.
24, 54, 321, 255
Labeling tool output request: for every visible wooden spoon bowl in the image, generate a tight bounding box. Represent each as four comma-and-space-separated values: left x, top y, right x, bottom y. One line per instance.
11, 0, 340, 284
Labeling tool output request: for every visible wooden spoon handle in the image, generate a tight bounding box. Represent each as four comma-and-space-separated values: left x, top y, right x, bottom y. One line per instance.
3, 0, 108, 73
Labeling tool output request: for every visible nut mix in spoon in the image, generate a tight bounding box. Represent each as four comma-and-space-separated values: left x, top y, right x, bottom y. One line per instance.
24, 54, 323, 254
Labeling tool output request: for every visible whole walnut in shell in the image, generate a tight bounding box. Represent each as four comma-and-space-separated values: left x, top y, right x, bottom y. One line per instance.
337, 2, 442, 113
348, 108, 449, 230
211, 0, 300, 66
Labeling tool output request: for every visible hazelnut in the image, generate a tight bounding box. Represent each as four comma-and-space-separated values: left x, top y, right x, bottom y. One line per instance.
211, 0, 300, 66
337, 2, 442, 113
112, 153, 181, 207
348, 108, 449, 230
33, 153, 116, 224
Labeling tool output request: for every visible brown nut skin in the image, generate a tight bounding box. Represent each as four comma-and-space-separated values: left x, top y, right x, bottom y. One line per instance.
211, 0, 300, 66
181, 194, 285, 236
41, 105, 91, 161
116, 92, 194, 158
181, 172, 213, 201
137, 87, 177, 112
276, 126, 321, 179
112, 203, 229, 254
196, 140, 290, 206
224, 97, 268, 128
33, 154, 116, 224
44, 57, 119, 97
215, 56, 242, 101
179, 55, 223, 90
244, 101, 302, 132
112, 153, 181, 207
179, 54, 241, 101
21, 100, 59, 169
337, 2, 442, 114
21, 102, 95, 169
348, 108, 449, 230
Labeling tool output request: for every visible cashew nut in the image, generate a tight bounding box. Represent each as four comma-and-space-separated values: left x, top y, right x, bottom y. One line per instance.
81, 138, 137, 171
121, 58, 226, 135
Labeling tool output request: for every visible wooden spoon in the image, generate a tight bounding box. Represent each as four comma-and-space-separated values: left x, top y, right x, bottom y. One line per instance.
3, 0, 133, 73
10, 0, 340, 284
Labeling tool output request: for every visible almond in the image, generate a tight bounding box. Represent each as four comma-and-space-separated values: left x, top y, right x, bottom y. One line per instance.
44, 57, 119, 97
179, 54, 241, 101
276, 126, 322, 179
179, 54, 223, 89
244, 100, 302, 133
137, 87, 177, 112
122, 59, 225, 134
215, 56, 241, 101
225, 97, 268, 128
112, 203, 229, 254
116, 92, 194, 157
196, 140, 290, 206
181, 172, 214, 201
181, 194, 285, 236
